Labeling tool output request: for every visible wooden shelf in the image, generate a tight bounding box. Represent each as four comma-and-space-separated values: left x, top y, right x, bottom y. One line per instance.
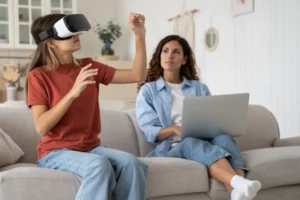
95, 55, 119, 61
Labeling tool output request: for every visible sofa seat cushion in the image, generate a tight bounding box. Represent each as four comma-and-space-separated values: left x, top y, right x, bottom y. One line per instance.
139, 157, 209, 198
1, 158, 209, 200
0, 163, 81, 200
207, 146, 300, 200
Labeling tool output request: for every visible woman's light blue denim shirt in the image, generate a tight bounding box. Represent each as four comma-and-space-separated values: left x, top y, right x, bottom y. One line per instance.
136, 76, 211, 157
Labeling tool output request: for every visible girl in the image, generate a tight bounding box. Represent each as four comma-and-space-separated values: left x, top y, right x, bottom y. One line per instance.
136, 35, 261, 200
26, 13, 148, 200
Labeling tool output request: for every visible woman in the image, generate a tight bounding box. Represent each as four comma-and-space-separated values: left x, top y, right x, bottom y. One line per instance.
136, 35, 261, 200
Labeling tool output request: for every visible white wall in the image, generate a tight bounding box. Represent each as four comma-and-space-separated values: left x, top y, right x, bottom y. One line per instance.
115, 0, 300, 138
232, 0, 300, 138
75, 0, 116, 58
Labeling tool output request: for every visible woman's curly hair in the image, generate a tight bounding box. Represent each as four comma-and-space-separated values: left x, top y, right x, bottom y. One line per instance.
138, 35, 199, 90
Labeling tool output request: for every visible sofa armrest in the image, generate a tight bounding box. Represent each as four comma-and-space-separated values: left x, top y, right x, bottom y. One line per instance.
273, 136, 300, 147
242, 147, 300, 189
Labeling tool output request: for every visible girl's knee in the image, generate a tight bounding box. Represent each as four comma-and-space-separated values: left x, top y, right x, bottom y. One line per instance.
84, 157, 116, 192
123, 154, 147, 167
87, 157, 113, 174
117, 153, 148, 175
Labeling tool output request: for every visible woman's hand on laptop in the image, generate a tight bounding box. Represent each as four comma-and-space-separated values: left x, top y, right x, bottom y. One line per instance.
172, 126, 182, 135
157, 126, 181, 141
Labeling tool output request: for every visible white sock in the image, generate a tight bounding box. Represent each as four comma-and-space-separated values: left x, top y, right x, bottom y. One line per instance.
231, 189, 250, 200
230, 175, 261, 199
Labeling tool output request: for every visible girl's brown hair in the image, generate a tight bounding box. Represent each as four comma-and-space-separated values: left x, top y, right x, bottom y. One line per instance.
138, 35, 199, 90
25, 14, 80, 104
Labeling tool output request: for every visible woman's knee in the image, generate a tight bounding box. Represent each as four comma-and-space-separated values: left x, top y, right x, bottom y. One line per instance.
179, 137, 215, 156
181, 137, 199, 146
179, 137, 231, 167
180, 137, 211, 149
212, 135, 235, 145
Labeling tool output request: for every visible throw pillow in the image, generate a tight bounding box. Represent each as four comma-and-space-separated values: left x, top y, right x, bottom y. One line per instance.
0, 128, 24, 167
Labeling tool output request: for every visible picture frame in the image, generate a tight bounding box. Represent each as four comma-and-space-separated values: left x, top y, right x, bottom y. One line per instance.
232, 0, 254, 16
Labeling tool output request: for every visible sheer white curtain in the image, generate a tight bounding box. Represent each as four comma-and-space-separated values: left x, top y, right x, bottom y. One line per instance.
173, 12, 195, 50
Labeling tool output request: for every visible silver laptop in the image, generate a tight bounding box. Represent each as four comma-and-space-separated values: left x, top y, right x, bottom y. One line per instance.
180, 93, 250, 140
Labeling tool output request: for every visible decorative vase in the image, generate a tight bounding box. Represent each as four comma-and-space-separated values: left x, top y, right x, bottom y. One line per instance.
101, 43, 114, 56
6, 83, 18, 102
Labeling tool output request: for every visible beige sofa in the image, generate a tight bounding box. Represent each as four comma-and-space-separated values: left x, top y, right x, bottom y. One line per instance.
0, 105, 300, 200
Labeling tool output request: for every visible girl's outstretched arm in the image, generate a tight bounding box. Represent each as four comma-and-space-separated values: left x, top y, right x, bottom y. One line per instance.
111, 13, 147, 84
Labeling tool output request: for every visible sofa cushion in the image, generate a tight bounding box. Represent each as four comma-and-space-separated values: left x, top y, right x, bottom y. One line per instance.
234, 105, 279, 151
100, 110, 140, 156
139, 157, 209, 198
207, 146, 300, 200
0, 128, 24, 167
125, 109, 155, 156
0, 163, 81, 200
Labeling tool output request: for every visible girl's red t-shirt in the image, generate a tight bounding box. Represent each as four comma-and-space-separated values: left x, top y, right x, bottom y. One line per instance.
27, 58, 116, 159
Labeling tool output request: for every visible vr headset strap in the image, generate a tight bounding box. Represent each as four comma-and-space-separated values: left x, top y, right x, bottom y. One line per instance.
34, 28, 56, 44
34, 28, 73, 44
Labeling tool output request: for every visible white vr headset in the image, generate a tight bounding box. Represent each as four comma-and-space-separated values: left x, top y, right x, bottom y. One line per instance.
34, 14, 91, 45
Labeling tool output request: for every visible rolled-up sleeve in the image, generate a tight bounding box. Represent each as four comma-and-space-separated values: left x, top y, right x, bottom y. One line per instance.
27, 72, 48, 108
136, 86, 162, 144
203, 83, 211, 96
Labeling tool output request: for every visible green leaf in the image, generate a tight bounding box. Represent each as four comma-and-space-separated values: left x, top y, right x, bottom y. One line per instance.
94, 20, 122, 45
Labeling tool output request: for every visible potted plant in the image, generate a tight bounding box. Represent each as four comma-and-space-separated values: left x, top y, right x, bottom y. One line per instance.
94, 20, 122, 56
1, 64, 22, 101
